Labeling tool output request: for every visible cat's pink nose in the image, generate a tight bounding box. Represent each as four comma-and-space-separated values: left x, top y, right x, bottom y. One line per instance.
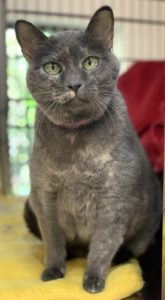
67, 83, 82, 93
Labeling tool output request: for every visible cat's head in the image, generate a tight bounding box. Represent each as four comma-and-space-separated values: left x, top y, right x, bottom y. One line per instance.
15, 6, 119, 128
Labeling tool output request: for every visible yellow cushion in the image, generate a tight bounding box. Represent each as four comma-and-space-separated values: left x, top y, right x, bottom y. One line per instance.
0, 195, 144, 300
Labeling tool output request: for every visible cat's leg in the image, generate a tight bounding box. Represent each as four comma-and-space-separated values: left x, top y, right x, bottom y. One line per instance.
83, 214, 125, 293
30, 188, 66, 281
24, 199, 42, 239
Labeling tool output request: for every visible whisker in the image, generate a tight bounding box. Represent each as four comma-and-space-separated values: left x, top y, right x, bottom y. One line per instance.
36, 100, 58, 133
93, 96, 117, 135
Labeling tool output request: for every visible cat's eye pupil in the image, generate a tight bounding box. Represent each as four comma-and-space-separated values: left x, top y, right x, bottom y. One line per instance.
83, 56, 99, 70
51, 63, 55, 70
88, 59, 92, 66
44, 62, 61, 75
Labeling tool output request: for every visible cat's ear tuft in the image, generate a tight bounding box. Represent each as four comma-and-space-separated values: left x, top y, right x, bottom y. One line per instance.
15, 20, 47, 60
85, 6, 114, 49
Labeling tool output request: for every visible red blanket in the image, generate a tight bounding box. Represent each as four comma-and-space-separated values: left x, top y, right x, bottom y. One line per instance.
118, 61, 164, 173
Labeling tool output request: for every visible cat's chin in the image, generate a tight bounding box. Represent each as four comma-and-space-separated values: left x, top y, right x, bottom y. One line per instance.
53, 118, 92, 129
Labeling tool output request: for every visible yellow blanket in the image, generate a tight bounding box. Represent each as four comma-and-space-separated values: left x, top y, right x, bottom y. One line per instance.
0, 195, 144, 300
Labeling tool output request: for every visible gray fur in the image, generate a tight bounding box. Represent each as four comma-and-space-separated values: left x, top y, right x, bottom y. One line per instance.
15, 6, 161, 293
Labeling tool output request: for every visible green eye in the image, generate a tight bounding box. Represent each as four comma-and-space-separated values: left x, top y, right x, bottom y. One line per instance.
83, 57, 99, 70
43, 62, 61, 75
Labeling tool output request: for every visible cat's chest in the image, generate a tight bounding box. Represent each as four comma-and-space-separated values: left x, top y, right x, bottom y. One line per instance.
40, 130, 112, 242
45, 131, 112, 186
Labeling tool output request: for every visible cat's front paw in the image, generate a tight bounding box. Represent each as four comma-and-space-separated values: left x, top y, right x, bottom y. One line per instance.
41, 267, 64, 281
83, 275, 105, 293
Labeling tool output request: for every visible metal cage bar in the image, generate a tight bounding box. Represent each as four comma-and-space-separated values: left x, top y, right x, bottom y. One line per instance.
6, 9, 165, 26
0, 0, 10, 194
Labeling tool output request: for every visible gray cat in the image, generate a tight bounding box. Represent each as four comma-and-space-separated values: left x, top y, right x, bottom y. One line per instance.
15, 6, 161, 293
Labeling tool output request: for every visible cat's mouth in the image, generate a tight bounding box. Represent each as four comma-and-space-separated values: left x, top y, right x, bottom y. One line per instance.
51, 91, 92, 128
53, 90, 76, 104
53, 90, 89, 105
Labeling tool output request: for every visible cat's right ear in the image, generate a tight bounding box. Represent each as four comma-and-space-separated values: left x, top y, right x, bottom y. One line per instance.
15, 20, 47, 61
85, 6, 114, 49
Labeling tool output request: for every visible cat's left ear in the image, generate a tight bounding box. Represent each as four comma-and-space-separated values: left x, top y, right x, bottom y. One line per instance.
85, 6, 114, 49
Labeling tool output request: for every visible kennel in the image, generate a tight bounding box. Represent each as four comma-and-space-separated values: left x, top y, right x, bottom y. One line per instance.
0, 1, 164, 299
0, 0, 164, 196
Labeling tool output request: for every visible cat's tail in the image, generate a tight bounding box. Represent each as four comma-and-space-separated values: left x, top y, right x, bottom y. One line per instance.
24, 199, 42, 239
